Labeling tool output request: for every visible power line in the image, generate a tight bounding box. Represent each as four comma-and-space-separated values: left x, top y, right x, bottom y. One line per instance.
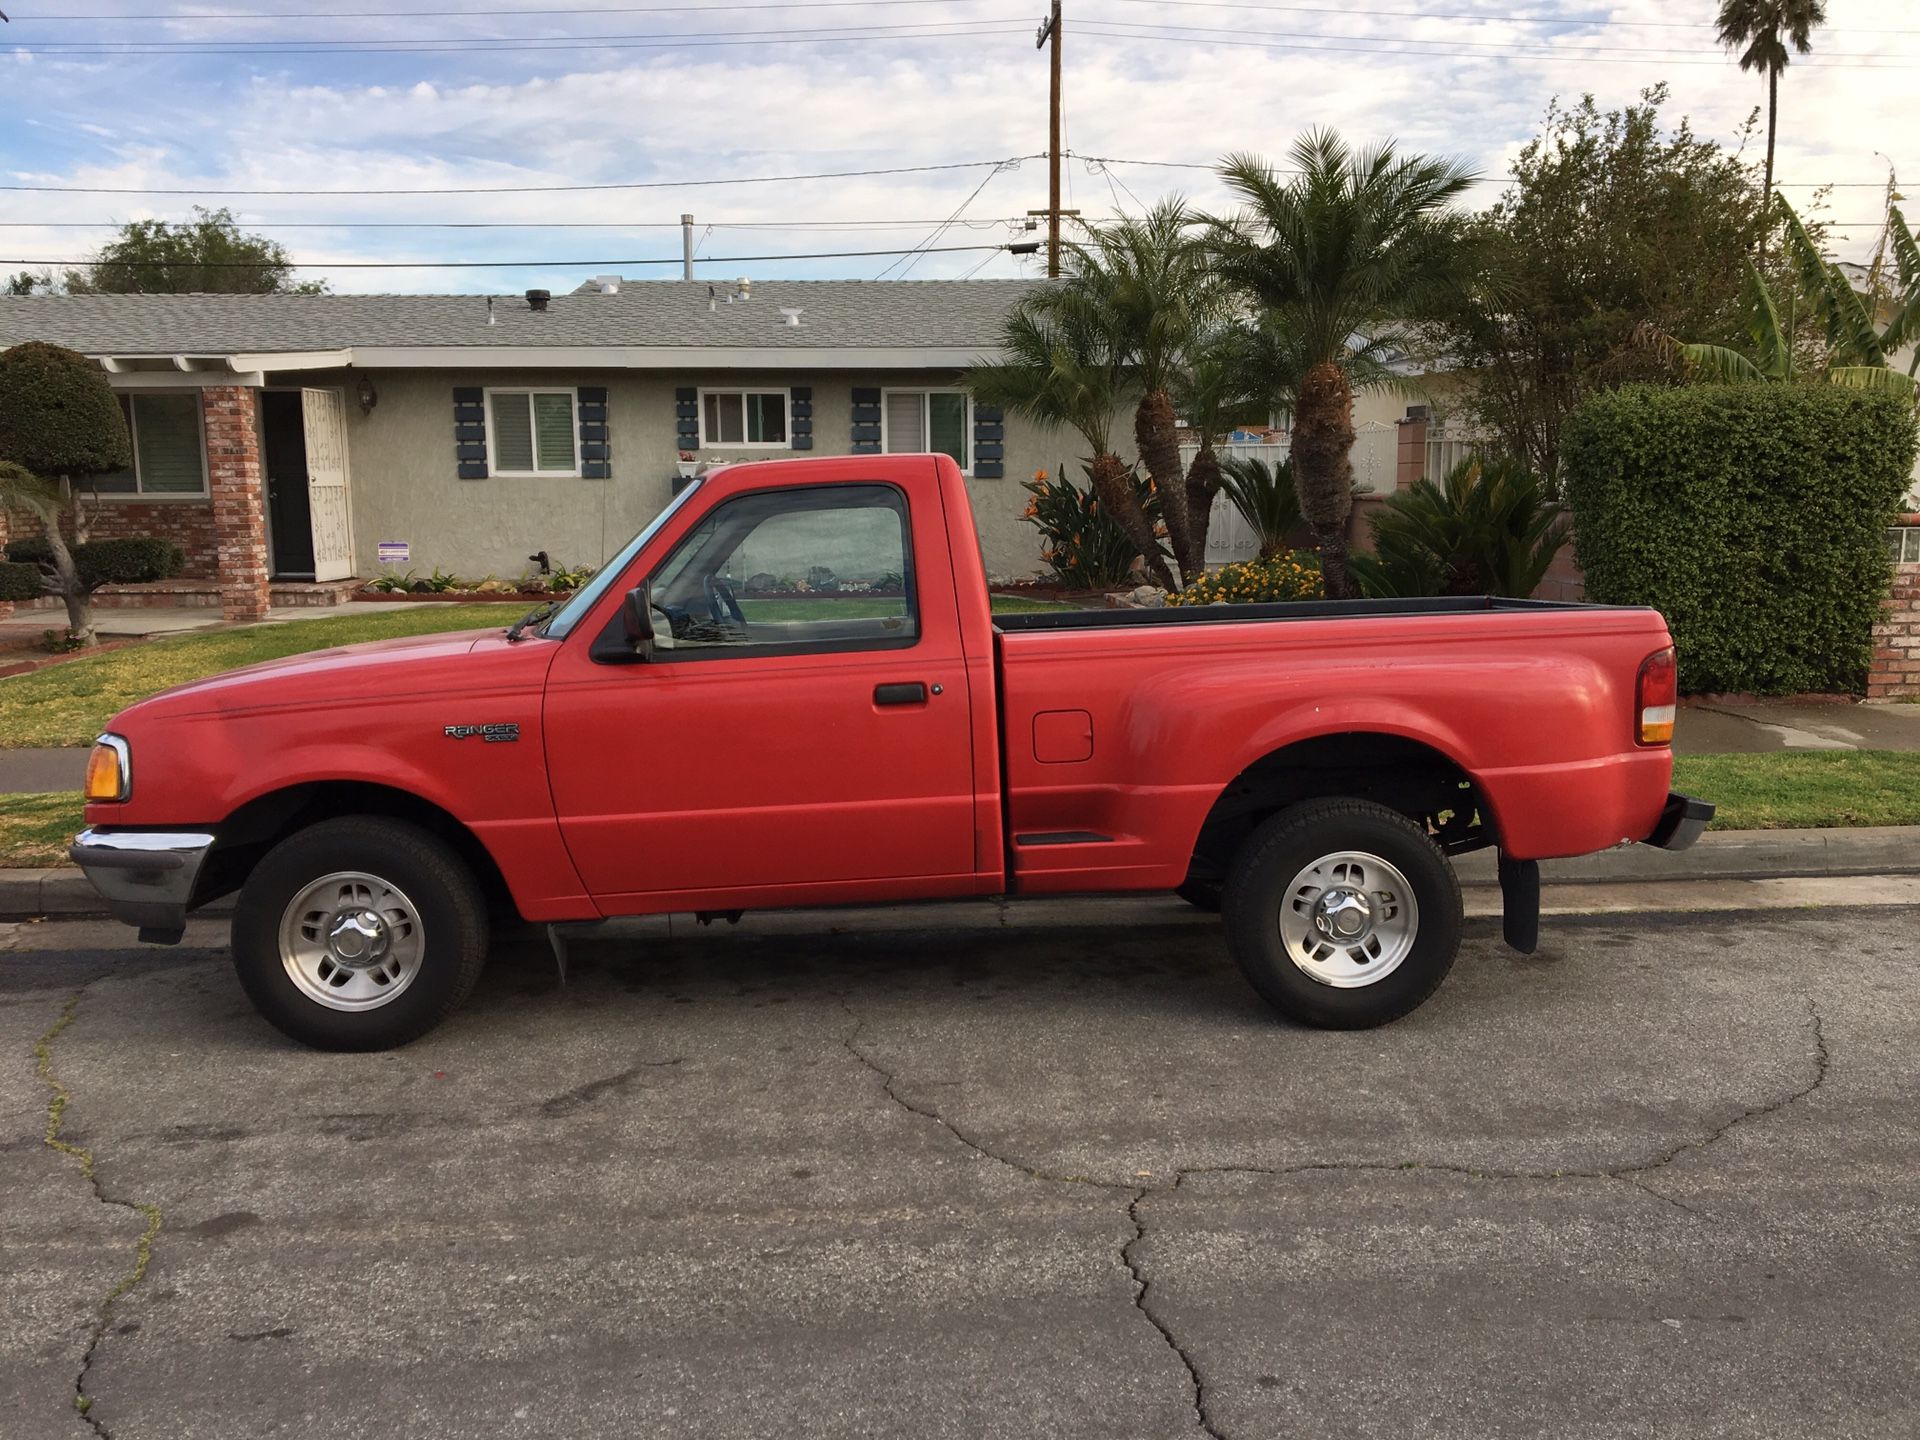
13, 0, 1918, 33
0, 217, 1036, 229
0, 155, 1040, 196
1073, 22, 1920, 66
0, 242, 1027, 269
20, 16, 1026, 49
1067, 152, 1898, 190
13, 22, 1034, 56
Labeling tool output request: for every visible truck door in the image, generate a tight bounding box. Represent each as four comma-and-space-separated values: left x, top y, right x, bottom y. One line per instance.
543, 479, 978, 910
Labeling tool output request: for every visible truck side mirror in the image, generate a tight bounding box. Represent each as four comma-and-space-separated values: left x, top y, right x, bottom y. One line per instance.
620, 585, 655, 660
590, 584, 654, 664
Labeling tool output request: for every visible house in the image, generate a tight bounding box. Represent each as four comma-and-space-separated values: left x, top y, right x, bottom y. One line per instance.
0, 280, 1068, 620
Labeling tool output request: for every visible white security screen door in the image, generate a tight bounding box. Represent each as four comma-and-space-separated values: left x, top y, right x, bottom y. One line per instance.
301, 388, 354, 582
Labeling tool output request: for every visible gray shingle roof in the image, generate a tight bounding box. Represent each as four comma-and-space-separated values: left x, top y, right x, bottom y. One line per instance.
0, 280, 1038, 357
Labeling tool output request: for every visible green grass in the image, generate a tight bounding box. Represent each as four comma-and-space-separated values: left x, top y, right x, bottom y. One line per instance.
1672, 750, 1920, 830
0, 792, 84, 867
0, 605, 526, 749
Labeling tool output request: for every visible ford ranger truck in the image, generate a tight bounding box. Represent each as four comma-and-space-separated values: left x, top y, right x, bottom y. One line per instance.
71, 454, 1711, 1050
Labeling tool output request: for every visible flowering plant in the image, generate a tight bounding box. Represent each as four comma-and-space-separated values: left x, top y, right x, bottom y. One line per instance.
1020, 462, 1165, 589
1168, 551, 1324, 606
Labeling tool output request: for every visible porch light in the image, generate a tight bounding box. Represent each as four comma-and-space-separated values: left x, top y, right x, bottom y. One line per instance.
356, 375, 378, 417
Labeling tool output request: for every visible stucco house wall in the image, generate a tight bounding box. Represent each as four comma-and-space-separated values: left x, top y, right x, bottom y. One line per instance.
294, 365, 1074, 582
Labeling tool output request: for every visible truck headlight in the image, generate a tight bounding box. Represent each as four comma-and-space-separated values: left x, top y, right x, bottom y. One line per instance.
85, 734, 131, 802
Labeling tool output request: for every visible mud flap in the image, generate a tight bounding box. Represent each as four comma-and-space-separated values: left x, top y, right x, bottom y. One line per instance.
1498, 854, 1540, 955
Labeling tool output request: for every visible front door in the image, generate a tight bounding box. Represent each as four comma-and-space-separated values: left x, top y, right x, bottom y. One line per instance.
543, 480, 978, 911
261, 391, 314, 579
301, 388, 354, 582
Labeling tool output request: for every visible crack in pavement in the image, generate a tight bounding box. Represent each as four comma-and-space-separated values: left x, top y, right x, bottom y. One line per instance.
839, 994, 1833, 1440
36, 985, 163, 1438
1123, 1188, 1226, 1440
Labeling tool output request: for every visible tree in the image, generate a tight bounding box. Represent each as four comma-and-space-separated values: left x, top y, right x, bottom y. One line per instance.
1211, 130, 1476, 599
1019, 202, 1222, 581
66, 206, 326, 295
1672, 198, 1919, 399
1435, 88, 1774, 481
968, 305, 1176, 589
0, 342, 135, 646
1173, 315, 1302, 566
1716, 0, 1827, 257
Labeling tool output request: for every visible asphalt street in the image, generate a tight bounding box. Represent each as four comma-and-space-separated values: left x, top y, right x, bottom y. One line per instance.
3, 901, 1915, 1439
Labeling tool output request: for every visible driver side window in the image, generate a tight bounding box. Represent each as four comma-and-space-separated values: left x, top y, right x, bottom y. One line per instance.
648, 483, 917, 655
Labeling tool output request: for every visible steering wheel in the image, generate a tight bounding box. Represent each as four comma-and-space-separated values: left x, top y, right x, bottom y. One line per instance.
704, 573, 747, 626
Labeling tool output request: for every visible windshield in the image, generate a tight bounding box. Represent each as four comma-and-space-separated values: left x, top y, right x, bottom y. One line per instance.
540, 479, 704, 639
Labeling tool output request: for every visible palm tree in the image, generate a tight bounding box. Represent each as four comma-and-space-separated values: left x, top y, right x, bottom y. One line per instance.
967, 304, 1176, 589
1023, 201, 1220, 581
1170, 317, 1289, 562
1211, 131, 1476, 598
1716, 0, 1827, 257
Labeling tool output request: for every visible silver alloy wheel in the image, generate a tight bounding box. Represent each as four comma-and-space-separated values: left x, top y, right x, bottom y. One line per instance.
1276, 849, 1420, 988
278, 870, 426, 1012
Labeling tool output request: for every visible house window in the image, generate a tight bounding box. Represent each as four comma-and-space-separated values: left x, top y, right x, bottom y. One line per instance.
486, 389, 579, 475
699, 389, 788, 448
93, 393, 208, 496
883, 389, 970, 472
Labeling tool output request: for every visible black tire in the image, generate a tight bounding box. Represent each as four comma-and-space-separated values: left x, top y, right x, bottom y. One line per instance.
1175, 879, 1224, 913
1222, 798, 1462, 1029
231, 816, 490, 1051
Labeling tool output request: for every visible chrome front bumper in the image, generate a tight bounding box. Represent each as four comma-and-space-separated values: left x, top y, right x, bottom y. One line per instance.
70, 828, 216, 938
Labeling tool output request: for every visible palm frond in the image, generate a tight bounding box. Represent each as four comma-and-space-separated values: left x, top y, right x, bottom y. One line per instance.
1679, 343, 1769, 383
1825, 366, 1918, 399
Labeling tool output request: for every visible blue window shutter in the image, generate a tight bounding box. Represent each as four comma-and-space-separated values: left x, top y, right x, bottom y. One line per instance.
790, 385, 813, 451
973, 404, 1004, 479
850, 386, 881, 454
454, 386, 487, 479
675, 386, 699, 449
578, 385, 610, 478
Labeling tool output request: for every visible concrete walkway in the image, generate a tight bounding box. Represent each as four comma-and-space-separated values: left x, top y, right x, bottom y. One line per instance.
0, 598, 445, 641
1676, 698, 1920, 754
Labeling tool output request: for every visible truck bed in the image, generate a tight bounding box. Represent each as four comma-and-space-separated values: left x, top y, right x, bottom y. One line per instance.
993, 595, 1622, 633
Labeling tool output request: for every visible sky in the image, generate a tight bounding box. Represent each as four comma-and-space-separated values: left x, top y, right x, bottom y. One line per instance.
0, 0, 1913, 296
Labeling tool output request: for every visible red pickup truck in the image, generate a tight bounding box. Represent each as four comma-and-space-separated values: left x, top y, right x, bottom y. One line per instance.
72, 454, 1708, 1050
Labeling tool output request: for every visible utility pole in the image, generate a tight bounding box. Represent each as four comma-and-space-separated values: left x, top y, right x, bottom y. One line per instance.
1036, 0, 1062, 278
681, 213, 695, 281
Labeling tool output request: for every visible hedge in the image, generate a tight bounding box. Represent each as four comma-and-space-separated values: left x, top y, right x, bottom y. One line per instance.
0, 560, 40, 602
2, 536, 187, 589
1562, 384, 1918, 695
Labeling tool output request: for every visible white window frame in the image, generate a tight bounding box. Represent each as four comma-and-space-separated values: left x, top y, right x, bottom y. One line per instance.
880, 387, 973, 476
483, 387, 582, 478
95, 390, 210, 500
696, 387, 791, 450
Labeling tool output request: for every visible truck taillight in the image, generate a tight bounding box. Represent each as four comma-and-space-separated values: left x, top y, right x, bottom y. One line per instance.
1636, 647, 1677, 746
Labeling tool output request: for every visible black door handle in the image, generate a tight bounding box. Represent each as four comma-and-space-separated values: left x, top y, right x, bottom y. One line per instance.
874, 682, 928, 706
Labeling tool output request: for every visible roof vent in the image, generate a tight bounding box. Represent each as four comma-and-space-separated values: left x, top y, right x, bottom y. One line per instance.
736, 277, 752, 299
592, 275, 621, 294
525, 288, 551, 312
778, 306, 804, 328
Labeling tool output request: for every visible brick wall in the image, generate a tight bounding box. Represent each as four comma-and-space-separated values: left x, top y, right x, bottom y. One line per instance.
202, 385, 271, 623
1868, 562, 1920, 699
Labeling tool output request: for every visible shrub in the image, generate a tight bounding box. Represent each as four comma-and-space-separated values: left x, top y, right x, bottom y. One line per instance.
1562, 384, 1917, 694
1022, 463, 1164, 589
0, 341, 132, 479
1214, 454, 1302, 559
1168, 551, 1325, 606
0, 560, 40, 601
1351, 456, 1570, 599
73, 537, 185, 585
3, 535, 184, 588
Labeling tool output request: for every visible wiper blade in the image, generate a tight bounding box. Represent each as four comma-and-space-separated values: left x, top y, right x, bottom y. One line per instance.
506, 600, 561, 643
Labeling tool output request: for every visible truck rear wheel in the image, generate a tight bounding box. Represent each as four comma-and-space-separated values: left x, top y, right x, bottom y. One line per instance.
231, 816, 489, 1051
1222, 798, 1461, 1029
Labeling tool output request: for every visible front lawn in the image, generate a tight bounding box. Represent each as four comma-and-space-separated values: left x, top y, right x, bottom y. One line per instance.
0, 605, 527, 749
1670, 751, 1920, 830
0, 792, 83, 868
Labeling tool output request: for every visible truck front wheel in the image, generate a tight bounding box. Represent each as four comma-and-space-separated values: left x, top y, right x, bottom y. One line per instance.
231, 816, 490, 1051
1222, 798, 1462, 1029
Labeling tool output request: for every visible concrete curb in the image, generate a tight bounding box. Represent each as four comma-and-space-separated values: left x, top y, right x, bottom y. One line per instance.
2, 825, 1915, 922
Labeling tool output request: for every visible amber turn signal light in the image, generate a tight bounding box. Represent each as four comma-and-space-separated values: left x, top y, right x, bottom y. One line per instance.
1636, 647, 1677, 746
84, 737, 129, 802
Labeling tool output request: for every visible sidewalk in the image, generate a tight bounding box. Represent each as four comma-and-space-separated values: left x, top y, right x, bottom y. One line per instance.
0, 598, 442, 643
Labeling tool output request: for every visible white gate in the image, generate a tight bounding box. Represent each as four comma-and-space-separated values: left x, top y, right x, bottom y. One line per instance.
301, 388, 354, 582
